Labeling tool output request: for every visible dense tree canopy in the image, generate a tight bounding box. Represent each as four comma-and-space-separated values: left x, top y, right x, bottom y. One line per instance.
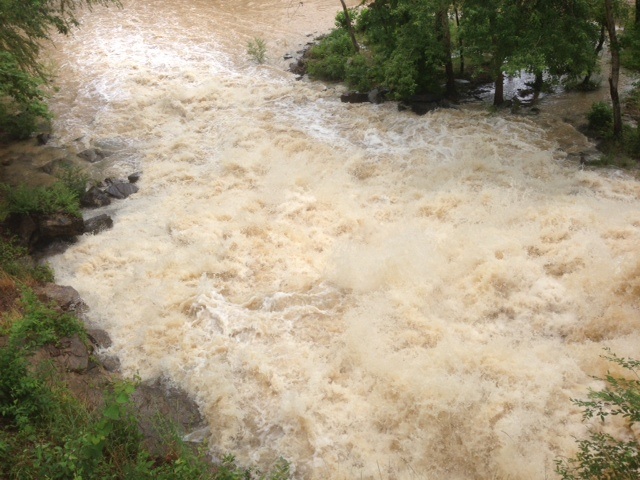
0, 0, 638, 142
0, 0, 120, 139
305, 0, 640, 141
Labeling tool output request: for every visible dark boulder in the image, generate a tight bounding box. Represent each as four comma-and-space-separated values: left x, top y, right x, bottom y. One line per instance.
106, 182, 138, 199
38, 213, 85, 241
341, 92, 370, 103
368, 88, 388, 104
36, 133, 51, 145
127, 172, 142, 183
84, 214, 113, 235
81, 186, 112, 208
398, 93, 454, 115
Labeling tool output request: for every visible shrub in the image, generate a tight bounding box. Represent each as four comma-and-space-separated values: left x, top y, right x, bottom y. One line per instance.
587, 102, 613, 136
307, 29, 356, 81
555, 350, 640, 480
0, 237, 54, 283
247, 37, 267, 64
344, 53, 377, 92
54, 163, 90, 198
0, 181, 81, 220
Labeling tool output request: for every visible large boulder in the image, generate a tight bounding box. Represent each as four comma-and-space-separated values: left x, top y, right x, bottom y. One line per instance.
81, 186, 112, 208
341, 92, 370, 104
106, 182, 138, 199
38, 213, 85, 241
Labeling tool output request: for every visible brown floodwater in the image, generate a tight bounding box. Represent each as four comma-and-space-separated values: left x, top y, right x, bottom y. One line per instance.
34, 1, 640, 478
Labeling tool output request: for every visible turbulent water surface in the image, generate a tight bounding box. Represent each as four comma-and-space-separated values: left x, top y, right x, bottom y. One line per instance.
47, 1, 640, 478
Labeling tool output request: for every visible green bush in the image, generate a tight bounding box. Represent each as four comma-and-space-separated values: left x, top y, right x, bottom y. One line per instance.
9, 288, 85, 350
0, 181, 82, 220
587, 102, 613, 136
247, 37, 267, 64
54, 164, 90, 198
555, 350, 640, 479
344, 53, 377, 92
307, 29, 356, 81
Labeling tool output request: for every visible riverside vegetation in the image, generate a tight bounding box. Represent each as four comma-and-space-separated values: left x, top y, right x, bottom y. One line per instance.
0, 195, 292, 478
305, 0, 640, 167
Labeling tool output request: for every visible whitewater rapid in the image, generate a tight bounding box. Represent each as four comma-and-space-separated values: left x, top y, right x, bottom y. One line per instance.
47, 1, 640, 478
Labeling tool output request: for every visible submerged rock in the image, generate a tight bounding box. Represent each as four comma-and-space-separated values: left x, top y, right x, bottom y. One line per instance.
84, 213, 113, 235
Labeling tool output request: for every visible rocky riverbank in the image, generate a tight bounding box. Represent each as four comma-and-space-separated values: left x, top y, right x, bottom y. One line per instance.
0, 133, 207, 459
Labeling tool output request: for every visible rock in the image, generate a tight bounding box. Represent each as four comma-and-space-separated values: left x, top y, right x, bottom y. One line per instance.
182, 426, 211, 444
106, 182, 138, 199
44, 334, 92, 372
87, 328, 113, 349
78, 148, 107, 163
36, 133, 51, 145
398, 93, 453, 115
92, 138, 128, 151
39, 158, 73, 175
12, 214, 38, 245
368, 88, 388, 104
81, 186, 112, 208
38, 213, 85, 240
127, 172, 142, 183
133, 378, 205, 457
289, 59, 307, 76
341, 91, 370, 103
100, 355, 121, 372
37, 283, 86, 312
84, 214, 113, 234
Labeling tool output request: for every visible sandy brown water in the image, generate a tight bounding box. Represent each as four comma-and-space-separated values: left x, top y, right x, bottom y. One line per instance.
42, 1, 640, 478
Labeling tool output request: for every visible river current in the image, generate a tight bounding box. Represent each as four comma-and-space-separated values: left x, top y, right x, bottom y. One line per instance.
46, 1, 640, 478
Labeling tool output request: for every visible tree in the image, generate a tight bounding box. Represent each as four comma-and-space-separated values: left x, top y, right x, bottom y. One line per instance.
604, 0, 623, 137
0, 0, 120, 139
555, 351, 640, 479
435, 3, 456, 98
339, 0, 360, 53
460, 0, 525, 105
461, 0, 599, 106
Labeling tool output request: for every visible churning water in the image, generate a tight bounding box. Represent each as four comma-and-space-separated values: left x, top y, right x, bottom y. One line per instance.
47, 1, 640, 478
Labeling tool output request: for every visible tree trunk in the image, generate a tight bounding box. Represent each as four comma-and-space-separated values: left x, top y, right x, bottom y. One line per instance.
494, 72, 504, 106
437, 8, 456, 98
604, 0, 622, 137
582, 24, 606, 86
533, 71, 543, 92
454, 2, 464, 76
339, 0, 359, 53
